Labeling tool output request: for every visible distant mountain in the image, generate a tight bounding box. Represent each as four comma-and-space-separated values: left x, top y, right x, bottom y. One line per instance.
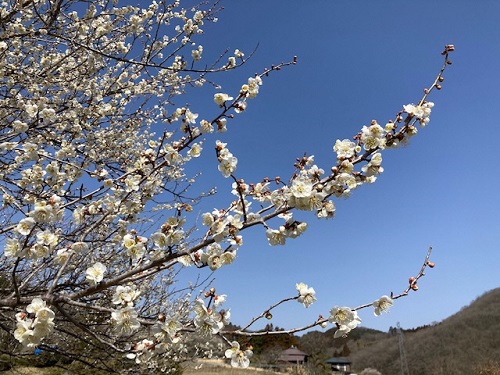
299, 288, 500, 375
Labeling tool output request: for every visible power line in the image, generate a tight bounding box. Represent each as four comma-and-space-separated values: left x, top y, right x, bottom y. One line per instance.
397, 322, 410, 375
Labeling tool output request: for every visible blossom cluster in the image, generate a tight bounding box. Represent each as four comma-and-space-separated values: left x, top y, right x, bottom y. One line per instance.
123, 233, 149, 261
328, 306, 362, 338
125, 292, 229, 365
403, 102, 434, 126
86, 262, 107, 285
372, 295, 394, 316
206, 210, 244, 241
5, 195, 64, 259
111, 306, 141, 336
151, 217, 186, 249
225, 341, 253, 368
198, 99, 436, 252
216, 141, 238, 178
110, 274, 142, 336
14, 298, 55, 348
113, 285, 141, 307
126, 309, 188, 364
296, 282, 316, 308
266, 212, 308, 246
193, 297, 230, 337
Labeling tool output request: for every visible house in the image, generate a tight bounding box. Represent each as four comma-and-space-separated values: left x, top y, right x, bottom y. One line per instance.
325, 357, 352, 373
279, 346, 309, 365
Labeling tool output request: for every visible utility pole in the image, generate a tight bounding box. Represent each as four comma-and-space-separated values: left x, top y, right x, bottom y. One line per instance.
397, 322, 410, 375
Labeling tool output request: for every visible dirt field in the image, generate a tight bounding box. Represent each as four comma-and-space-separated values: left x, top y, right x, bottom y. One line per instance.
1, 366, 281, 375
185, 368, 279, 374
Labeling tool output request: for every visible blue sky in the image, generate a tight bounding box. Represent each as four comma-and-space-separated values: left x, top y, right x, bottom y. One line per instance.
174, 0, 500, 333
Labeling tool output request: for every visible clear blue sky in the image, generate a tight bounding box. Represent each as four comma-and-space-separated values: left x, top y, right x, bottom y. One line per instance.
177, 0, 500, 333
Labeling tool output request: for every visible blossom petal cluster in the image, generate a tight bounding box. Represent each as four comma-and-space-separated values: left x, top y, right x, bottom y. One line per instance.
360, 121, 386, 151
214, 93, 234, 106
225, 341, 253, 368
152, 316, 183, 343
328, 306, 362, 338
296, 282, 317, 308
216, 141, 238, 178
265, 212, 308, 246
85, 262, 106, 285
112, 285, 141, 306
122, 233, 148, 261
198, 243, 236, 271
193, 298, 230, 337
240, 75, 263, 99
14, 298, 55, 348
195, 208, 243, 266
403, 102, 434, 126
372, 295, 394, 316
150, 217, 186, 251
111, 306, 141, 336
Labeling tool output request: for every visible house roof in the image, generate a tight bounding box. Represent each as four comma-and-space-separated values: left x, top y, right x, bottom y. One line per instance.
325, 357, 351, 364
279, 346, 309, 362
282, 347, 308, 356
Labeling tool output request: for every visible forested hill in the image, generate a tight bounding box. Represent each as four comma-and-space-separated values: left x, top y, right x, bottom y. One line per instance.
299, 288, 500, 375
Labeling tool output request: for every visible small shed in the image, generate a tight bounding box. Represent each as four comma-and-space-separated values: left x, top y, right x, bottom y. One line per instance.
325, 357, 352, 372
279, 346, 309, 364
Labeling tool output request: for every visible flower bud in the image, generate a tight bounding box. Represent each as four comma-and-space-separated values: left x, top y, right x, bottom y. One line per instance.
265, 312, 273, 320
409, 277, 416, 285
411, 284, 419, 291
426, 261, 435, 268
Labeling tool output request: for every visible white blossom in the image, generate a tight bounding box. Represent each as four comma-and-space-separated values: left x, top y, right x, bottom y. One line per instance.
328, 306, 362, 338
86, 262, 106, 284
193, 298, 224, 336
14, 298, 55, 348
15, 217, 36, 236
4, 238, 21, 258
152, 316, 183, 342
290, 176, 313, 198
373, 295, 393, 316
225, 341, 253, 368
111, 306, 141, 335
296, 282, 316, 308
112, 285, 140, 306
334, 139, 357, 159
214, 93, 233, 105
266, 228, 286, 246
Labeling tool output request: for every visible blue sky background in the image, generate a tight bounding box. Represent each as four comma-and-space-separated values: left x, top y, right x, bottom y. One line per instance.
174, 0, 500, 333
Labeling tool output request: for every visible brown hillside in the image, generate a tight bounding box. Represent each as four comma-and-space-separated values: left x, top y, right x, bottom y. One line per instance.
350, 288, 500, 375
